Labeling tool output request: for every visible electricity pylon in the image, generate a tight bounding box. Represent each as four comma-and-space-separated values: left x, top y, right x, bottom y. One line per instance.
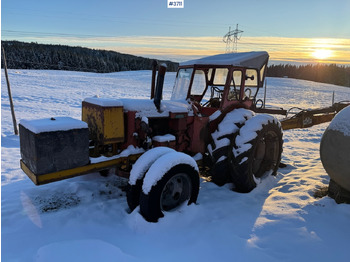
223, 24, 243, 53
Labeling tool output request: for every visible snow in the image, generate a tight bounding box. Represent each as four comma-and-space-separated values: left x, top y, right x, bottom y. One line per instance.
180, 51, 268, 69
90, 145, 145, 164
84, 97, 123, 107
209, 109, 221, 121
19, 117, 88, 134
142, 151, 199, 195
152, 134, 176, 143
235, 114, 280, 157
36, 239, 134, 262
84, 96, 192, 118
120, 98, 193, 118
328, 105, 350, 136
217, 155, 227, 162
192, 153, 202, 161
2, 69, 350, 262
217, 108, 254, 134
129, 147, 175, 186
236, 115, 279, 148
141, 116, 149, 125
210, 108, 255, 155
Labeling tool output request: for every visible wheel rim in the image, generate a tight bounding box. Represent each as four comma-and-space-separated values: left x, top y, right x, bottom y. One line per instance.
160, 173, 192, 211
253, 130, 280, 176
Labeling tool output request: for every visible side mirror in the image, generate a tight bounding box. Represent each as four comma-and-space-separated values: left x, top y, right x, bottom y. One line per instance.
245, 75, 254, 81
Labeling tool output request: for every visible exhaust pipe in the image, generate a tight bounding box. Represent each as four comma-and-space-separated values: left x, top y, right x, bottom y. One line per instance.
150, 60, 158, 99
154, 63, 167, 112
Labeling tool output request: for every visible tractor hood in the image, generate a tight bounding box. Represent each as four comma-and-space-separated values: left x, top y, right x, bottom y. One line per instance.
84, 97, 193, 118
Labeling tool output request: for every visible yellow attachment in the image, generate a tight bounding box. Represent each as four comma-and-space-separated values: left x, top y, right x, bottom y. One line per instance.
82, 101, 124, 145
21, 153, 142, 185
281, 112, 335, 130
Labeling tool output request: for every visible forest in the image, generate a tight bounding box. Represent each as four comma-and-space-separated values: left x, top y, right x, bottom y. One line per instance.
2, 40, 349, 87
1, 41, 179, 73
268, 63, 350, 87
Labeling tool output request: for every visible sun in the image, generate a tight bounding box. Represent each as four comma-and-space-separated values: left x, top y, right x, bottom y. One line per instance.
312, 49, 333, 60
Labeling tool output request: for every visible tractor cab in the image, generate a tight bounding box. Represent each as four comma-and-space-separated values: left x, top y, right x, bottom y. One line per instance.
171, 51, 269, 113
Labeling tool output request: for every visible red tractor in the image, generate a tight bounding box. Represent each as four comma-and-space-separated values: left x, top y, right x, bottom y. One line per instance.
20, 51, 283, 222
125, 51, 283, 221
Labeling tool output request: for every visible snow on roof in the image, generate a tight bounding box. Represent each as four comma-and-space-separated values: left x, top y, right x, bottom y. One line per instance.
83, 97, 193, 118
20, 117, 88, 134
84, 97, 123, 107
180, 51, 269, 69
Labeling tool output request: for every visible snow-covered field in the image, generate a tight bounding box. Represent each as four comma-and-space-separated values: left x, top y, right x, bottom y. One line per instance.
2, 69, 350, 261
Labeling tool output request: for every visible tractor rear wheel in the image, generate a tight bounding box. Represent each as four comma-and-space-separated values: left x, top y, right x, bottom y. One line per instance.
229, 114, 283, 193
208, 108, 255, 186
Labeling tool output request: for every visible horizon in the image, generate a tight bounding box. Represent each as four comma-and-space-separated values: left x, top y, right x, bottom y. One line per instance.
2, 0, 350, 65
3, 39, 350, 67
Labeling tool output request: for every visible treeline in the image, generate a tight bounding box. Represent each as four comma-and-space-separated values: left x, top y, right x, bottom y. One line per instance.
267, 64, 350, 87
1, 40, 179, 73
2, 40, 349, 87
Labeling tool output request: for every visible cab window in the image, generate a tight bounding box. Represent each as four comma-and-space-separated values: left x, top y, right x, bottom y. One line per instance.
245, 69, 258, 99
213, 68, 228, 85
190, 70, 207, 96
245, 69, 258, 87
228, 70, 242, 101
260, 64, 266, 82
171, 68, 193, 100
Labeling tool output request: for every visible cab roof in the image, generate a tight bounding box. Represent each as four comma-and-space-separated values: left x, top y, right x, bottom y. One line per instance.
179, 51, 269, 69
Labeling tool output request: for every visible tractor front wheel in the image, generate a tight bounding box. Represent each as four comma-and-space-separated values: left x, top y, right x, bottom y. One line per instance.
139, 153, 200, 222
208, 108, 255, 186
127, 147, 175, 212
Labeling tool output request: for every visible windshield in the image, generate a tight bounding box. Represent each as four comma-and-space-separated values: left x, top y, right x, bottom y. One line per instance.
190, 70, 207, 96
213, 68, 228, 85
171, 68, 193, 100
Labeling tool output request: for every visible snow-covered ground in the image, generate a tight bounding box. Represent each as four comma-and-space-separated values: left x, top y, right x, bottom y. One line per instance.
2, 69, 350, 261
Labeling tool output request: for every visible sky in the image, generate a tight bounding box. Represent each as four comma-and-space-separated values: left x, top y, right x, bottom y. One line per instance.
1, 0, 350, 64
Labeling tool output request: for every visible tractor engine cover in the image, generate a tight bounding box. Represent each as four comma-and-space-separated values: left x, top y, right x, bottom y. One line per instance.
82, 98, 125, 145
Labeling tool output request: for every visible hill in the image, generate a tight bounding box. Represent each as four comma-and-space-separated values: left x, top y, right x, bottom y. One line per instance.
1, 40, 179, 73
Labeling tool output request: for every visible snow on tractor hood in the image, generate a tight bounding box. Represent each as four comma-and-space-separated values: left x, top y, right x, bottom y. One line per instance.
84, 97, 194, 118
180, 51, 269, 69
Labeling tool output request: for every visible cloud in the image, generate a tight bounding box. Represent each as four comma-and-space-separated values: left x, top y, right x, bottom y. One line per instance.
5, 35, 350, 64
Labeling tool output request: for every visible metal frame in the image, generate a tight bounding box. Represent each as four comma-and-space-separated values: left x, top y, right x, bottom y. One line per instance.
21, 154, 142, 185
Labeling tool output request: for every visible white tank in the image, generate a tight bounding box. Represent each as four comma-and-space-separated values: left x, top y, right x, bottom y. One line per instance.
320, 106, 350, 192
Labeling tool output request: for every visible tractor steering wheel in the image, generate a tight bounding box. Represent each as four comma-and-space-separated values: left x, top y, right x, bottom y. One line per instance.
212, 86, 223, 94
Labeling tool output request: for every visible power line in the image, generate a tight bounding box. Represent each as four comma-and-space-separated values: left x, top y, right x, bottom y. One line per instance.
2, 29, 113, 39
